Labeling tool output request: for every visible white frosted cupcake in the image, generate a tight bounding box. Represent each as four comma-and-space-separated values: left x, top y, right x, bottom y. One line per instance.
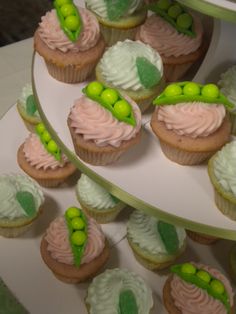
86, 268, 153, 313
208, 140, 236, 220
96, 39, 165, 112
76, 174, 126, 223
0, 174, 44, 237
218, 65, 236, 135
127, 210, 186, 270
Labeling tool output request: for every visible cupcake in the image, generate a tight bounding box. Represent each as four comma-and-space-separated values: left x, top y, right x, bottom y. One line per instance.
0, 174, 44, 238
16, 83, 41, 133
151, 82, 232, 165
96, 39, 165, 112
67, 81, 142, 166
40, 206, 109, 283
85, 0, 147, 46
17, 123, 77, 188
229, 244, 236, 284
34, 1, 106, 83
136, 0, 205, 82
163, 262, 235, 313
218, 65, 236, 135
85, 268, 153, 313
186, 230, 218, 245
127, 210, 186, 270
76, 174, 126, 223
208, 140, 236, 220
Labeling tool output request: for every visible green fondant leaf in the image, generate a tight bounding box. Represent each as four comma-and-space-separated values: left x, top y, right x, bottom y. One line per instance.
136, 57, 161, 89
158, 221, 179, 254
119, 290, 138, 314
105, 0, 131, 21
16, 191, 36, 218
26, 95, 37, 116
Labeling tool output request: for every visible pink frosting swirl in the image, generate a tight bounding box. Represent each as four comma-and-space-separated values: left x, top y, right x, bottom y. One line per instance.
45, 216, 105, 265
157, 102, 225, 138
38, 7, 100, 53
170, 263, 234, 314
69, 95, 142, 147
138, 14, 203, 57
23, 133, 68, 170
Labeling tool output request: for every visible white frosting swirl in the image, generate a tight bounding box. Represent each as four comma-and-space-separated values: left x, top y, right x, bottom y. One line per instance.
0, 174, 44, 220
69, 95, 141, 147
157, 102, 226, 138
23, 133, 69, 170
218, 65, 236, 112
77, 174, 119, 210
38, 8, 100, 53
213, 140, 236, 196
86, 268, 153, 314
85, 0, 143, 19
99, 39, 163, 91
127, 210, 186, 255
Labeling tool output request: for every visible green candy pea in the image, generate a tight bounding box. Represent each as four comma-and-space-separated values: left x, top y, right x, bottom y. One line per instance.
65, 15, 80, 31
114, 100, 131, 118
157, 0, 172, 11
183, 82, 200, 96
181, 263, 197, 275
210, 279, 225, 295
164, 84, 182, 97
201, 84, 219, 98
56, 0, 71, 7
36, 123, 45, 134
66, 207, 81, 219
87, 81, 104, 97
47, 140, 58, 153
168, 4, 182, 19
196, 270, 211, 283
101, 88, 119, 106
71, 217, 85, 230
42, 131, 51, 143
71, 230, 86, 246
177, 13, 192, 29
60, 4, 75, 17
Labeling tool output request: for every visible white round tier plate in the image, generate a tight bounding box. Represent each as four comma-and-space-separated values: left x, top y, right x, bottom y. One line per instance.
33, 51, 236, 240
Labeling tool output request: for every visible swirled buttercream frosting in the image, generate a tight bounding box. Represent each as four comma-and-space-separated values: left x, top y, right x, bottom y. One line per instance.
38, 7, 100, 53
85, 0, 143, 19
0, 174, 44, 220
18, 83, 40, 118
213, 141, 236, 196
127, 210, 186, 255
69, 95, 141, 147
218, 65, 236, 112
170, 263, 234, 314
45, 216, 105, 265
77, 174, 119, 210
157, 102, 225, 138
23, 133, 69, 171
99, 39, 163, 91
86, 268, 153, 314
138, 14, 203, 58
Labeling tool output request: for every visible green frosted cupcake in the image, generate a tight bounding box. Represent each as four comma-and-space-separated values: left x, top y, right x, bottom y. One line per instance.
17, 83, 41, 132
86, 268, 153, 313
96, 39, 165, 112
85, 0, 147, 46
127, 210, 186, 270
208, 141, 236, 220
0, 174, 44, 237
76, 174, 126, 223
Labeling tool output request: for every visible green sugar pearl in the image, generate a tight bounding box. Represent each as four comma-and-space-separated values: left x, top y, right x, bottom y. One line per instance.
65, 15, 80, 31
181, 263, 197, 275
66, 206, 81, 219
183, 82, 200, 96
210, 280, 225, 295
71, 217, 85, 230
201, 84, 219, 98
168, 4, 182, 19
101, 88, 119, 106
42, 131, 51, 143
71, 230, 86, 246
164, 84, 182, 97
47, 140, 58, 153
157, 0, 172, 11
60, 3, 75, 17
114, 100, 131, 118
36, 123, 45, 134
177, 13, 192, 29
87, 81, 104, 98
56, 0, 72, 7
196, 270, 211, 283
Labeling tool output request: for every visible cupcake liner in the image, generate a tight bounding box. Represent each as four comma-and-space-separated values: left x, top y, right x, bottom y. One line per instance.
34, 177, 68, 188
16, 103, 41, 133
186, 230, 218, 245
159, 140, 211, 165
0, 223, 33, 238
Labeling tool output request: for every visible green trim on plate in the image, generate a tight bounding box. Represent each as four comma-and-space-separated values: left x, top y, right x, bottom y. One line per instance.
177, 0, 236, 23
32, 52, 236, 241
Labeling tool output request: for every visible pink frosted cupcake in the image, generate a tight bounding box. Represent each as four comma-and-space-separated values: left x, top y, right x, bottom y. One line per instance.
136, 2, 205, 81
40, 206, 109, 283
34, 2, 105, 83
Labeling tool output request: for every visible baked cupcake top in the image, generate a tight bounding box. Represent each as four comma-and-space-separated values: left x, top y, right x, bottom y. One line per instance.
38, 7, 100, 53
85, 0, 144, 20
0, 174, 44, 220
98, 40, 163, 91
169, 262, 234, 314
212, 141, 236, 197
45, 206, 105, 266
127, 210, 186, 255
68, 87, 142, 147
218, 65, 236, 112
77, 174, 120, 210
17, 84, 40, 119
86, 268, 153, 314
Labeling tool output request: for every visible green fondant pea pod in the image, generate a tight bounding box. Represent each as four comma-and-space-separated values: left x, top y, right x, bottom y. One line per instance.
153, 81, 234, 109
83, 81, 136, 126
171, 263, 230, 313
53, 0, 83, 42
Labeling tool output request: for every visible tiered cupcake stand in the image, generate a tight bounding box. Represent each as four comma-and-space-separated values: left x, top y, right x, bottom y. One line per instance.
1, 0, 236, 313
